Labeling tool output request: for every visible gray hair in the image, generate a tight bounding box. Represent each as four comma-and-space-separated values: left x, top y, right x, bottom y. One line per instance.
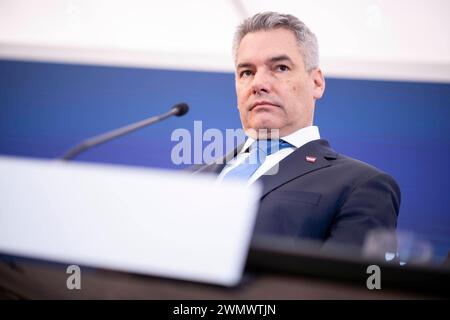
233, 11, 319, 71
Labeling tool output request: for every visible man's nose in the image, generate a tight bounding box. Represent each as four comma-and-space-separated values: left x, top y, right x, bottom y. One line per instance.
251, 70, 272, 95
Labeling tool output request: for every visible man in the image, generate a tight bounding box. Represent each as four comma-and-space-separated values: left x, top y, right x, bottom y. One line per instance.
195, 12, 400, 248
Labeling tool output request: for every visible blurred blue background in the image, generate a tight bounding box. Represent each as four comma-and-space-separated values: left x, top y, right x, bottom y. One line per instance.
1, 59, 449, 261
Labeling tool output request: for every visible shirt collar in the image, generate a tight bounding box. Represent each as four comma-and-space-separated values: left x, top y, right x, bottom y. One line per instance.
240, 126, 321, 154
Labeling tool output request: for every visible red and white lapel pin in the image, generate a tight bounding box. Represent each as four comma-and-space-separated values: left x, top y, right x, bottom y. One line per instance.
305, 156, 317, 163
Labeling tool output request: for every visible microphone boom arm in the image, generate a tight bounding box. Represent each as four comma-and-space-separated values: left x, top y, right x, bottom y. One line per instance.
60, 104, 187, 161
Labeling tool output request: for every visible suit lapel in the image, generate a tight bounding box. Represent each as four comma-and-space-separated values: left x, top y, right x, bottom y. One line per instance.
258, 139, 338, 198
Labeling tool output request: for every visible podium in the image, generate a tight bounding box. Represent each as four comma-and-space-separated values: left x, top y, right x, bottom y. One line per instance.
0, 156, 448, 299
1, 241, 448, 299
0, 155, 260, 287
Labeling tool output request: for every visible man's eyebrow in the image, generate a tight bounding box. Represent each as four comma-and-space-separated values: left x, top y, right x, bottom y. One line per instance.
236, 62, 254, 70
269, 55, 293, 64
236, 55, 293, 69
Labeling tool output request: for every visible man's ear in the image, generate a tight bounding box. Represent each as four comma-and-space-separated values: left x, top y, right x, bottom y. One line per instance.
311, 68, 325, 100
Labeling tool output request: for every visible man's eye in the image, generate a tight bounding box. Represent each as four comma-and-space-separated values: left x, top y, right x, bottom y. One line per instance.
276, 65, 289, 72
240, 70, 253, 78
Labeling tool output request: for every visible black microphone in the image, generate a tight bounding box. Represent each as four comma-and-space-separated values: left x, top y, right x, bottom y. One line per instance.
60, 102, 189, 161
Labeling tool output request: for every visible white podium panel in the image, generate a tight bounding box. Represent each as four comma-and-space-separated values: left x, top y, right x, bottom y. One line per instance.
0, 156, 261, 286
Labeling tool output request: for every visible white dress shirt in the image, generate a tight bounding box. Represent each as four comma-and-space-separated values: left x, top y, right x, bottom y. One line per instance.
218, 126, 321, 185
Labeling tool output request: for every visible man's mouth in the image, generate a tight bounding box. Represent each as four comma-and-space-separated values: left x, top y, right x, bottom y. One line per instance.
250, 100, 280, 111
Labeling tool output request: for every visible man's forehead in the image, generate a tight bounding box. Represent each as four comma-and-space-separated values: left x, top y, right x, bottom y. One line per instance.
236, 29, 302, 65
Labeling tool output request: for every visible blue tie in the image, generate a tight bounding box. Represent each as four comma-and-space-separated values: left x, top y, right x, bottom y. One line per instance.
222, 139, 292, 181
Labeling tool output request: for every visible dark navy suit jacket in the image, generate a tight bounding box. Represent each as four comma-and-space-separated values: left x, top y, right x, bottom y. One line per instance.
193, 139, 401, 248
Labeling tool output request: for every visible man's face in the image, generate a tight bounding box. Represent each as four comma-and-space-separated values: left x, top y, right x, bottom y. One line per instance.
235, 28, 325, 138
